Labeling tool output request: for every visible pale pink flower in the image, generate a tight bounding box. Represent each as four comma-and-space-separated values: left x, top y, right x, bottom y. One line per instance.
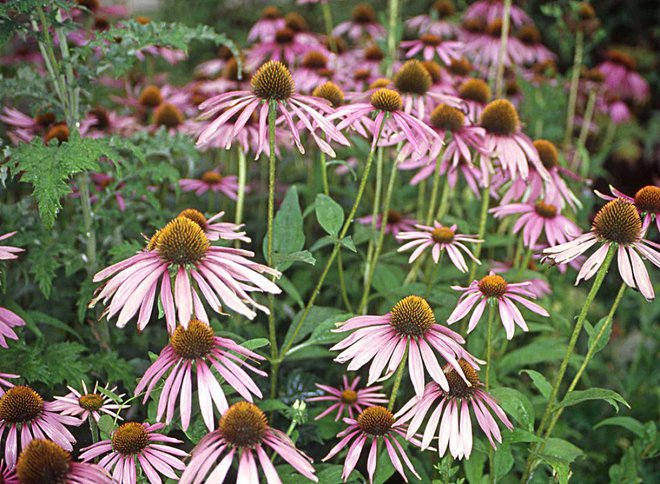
464, 0, 532, 27
247, 28, 321, 69
248, 7, 286, 42
401, 34, 463, 63
308, 375, 388, 421
465, 21, 526, 67
0, 373, 18, 396
396, 359, 513, 459
80, 422, 186, 484
0, 307, 24, 349
52, 381, 123, 423
597, 50, 650, 102
490, 260, 551, 298
323, 406, 421, 483
197, 61, 347, 159
331, 296, 481, 397
490, 200, 580, 248
542, 199, 660, 301
514, 24, 556, 65
397, 222, 482, 272
179, 169, 239, 200
595, 185, 660, 233
405, 1, 460, 38
180, 401, 318, 483
333, 4, 386, 40
447, 272, 550, 339
92, 215, 280, 332
135, 319, 266, 431
357, 210, 418, 236
176, 209, 250, 243
0, 460, 15, 482
0, 385, 81, 467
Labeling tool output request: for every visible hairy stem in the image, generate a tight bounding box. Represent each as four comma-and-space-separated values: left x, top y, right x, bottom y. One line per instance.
267, 102, 279, 397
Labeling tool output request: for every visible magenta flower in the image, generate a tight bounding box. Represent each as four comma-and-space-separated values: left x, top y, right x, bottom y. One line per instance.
0, 307, 24, 350
332, 296, 480, 397
247, 27, 320, 69
0, 373, 17, 396
248, 6, 286, 42
490, 200, 580, 249
480, 99, 548, 181
595, 185, 660, 233
333, 4, 386, 40
447, 272, 549, 339
323, 406, 421, 483
466, 20, 526, 68
0, 232, 23, 260
0, 460, 15, 482
405, 1, 460, 38
396, 359, 513, 459
52, 381, 123, 423
396, 222, 482, 272
135, 318, 266, 431
179, 169, 239, 200
0, 385, 81, 467
543, 199, 660, 301
80, 422, 186, 484
357, 210, 418, 236
180, 402, 318, 483
197, 61, 347, 159
401, 34, 463, 63
597, 50, 650, 103
464, 0, 532, 27
92, 215, 280, 332
515, 25, 556, 65
308, 375, 388, 421
177, 209, 250, 243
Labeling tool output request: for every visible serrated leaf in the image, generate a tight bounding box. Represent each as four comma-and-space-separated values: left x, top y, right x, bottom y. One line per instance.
315, 194, 344, 236
557, 388, 630, 412
520, 369, 552, 400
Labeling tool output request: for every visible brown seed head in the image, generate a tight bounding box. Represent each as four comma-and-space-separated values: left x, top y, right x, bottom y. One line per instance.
79, 393, 104, 411
533, 140, 558, 169
478, 274, 508, 298
592, 199, 641, 245
170, 318, 216, 359
634, 186, 660, 214
516, 25, 541, 45
459, 78, 491, 104
301, 51, 328, 70
390, 295, 436, 337
341, 389, 358, 404
0, 386, 44, 423
352, 4, 376, 24
16, 439, 71, 484
44, 124, 69, 144
421, 61, 442, 83
393, 60, 432, 96
154, 103, 184, 128
431, 226, 456, 244
251, 61, 295, 101
178, 208, 208, 229
284, 12, 308, 32
534, 201, 558, 219
220, 402, 268, 448
433, 0, 456, 17
155, 216, 210, 265
370, 88, 402, 112
430, 104, 465, 132
139, 85, 163, 107
313, 82, 345, 107
112, 423, 149, 455
449, 57, 473, 76
261, 6, 281, 20
445, 359, 480, 399
357, 406, 394, 436
364, 44, 384, 62
480, 99, 519, 135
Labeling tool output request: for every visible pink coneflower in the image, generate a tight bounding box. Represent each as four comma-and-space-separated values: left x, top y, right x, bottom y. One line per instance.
323, 406, 421, 483
514, 25, 556, 65
480, 99, 548, 181
293, 50, 333, 93
466, 20, 525, 68
331, 296, 480, 397
0, 307, 24, 349
197, 61, 347, 159
491, 199, 580, 248
0, 385, 81, 467
595, 185, 660, 233
0, 460, 15, 482
80, 422, 186, 484
0, 373, 17, 396
457, 78, 491, 122
333, 4, 386, 40
179, 169, 240, 200
357, 210, 418, 236
406, 0, 460, 38
134, 319, 266, 431
308, 375, 388, 421
0, 108, 57, 144
597, 50, 650, 103
91, 215, 280, 332
180, 401, 318, 483
464, 0, 532, 27
396, 359, 513, 459
12, 439, 112, 483
396, 222, 482, 272
51, 381, 123, 423
491, 260, 551, 298
447, 272, 549, 339
248, 6, 286, 42
247, 27, 318, 69
542, 199, 660, 301
177, 208, 250, 243
333, 88, 440, 156
401, 34, 463, 63
194, 45, 235, 79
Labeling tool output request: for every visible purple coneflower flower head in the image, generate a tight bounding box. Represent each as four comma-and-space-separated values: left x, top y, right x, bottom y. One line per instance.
490, 260, 551, 298
457, 78, 491, 122
179, 169, 240, 200
401, 34, 463, 63
597, 50, 650, 103
0, 307, 24, 349
52, 381, 123, 423
357, 210, 418, 236
177, 208, 250, 243
0, 385, 81, 467
543, 199, 660, 301
490, 199, 580, 248
480, 99, 548, 181
331, 296, 480, 397
180, 401, 318, 483
466, 20, 526, 68
248, 6, 286, 42
80, 422, 186, 484
0, 232, 23, 260
531, 139, 581, 210
595, 185, 660, 233
333, 4, 386, 40
323, 406, 421, 483
406, 0, 460, 38
308, 375, 388, 421
396, 222, 482, 272
0, 373, 18, 396
514, 24, 556, 65
12, 439, 112, 483
447, 272, 549, 339
134, 318, 266, 431
396, 359, 513, 459
197, 60, 348, 159
92, 215, 280, 331
0, 460, 15, 482
464, 0, 532, 27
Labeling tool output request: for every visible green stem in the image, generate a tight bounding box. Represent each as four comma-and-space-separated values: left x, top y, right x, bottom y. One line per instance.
235, 147, 247, 235
387, 346, 408, 411
425, 155, 443, 225
517, 247, 533, 277
485, 303, 495, 390
494, 0, 512, 98
321, 2, 337, 53
563, 29, 584, 149
467, 181, 491, 283
363, 147, 384, 289
424, 253, 441, 298
416, 178, 427, 222
575, 88, 598, 177
435, 175, 451, 221
267, 102, 279, 397
337, 250, 353, 313
88, 415, 99, 444
320, 141, 329, 196
385, 0, 401, 77
359, 161, 398, 313
521, 245, 616, 483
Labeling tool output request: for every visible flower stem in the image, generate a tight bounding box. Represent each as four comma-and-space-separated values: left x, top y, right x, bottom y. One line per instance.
88, 415, 99, 444
563, 29, 584, 148
235, 147, 247, 240
388, 346, 409, 412
359, 161, 398, 313
521, 245, 615, 482
385, 0, 401, 77
575, 88, 598, 177
424, 252, 442, 298
467, 181, 491, 284
320, 134, 330, 196
494, 0, 512, 98
337, 250, 353, 313
363, 147, 384, 288
321, 2, 337, 53
425, 155, 443, 225
485, 303, 495, 390
267, 102, 279, 397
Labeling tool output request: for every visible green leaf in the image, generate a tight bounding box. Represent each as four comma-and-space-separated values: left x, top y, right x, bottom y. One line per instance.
241, 338, 270, 351
539, 438, 584, 465
97, 415, 116, 439
287, 312, 352, 354
315, 194, 344, 236
264, 186, 305, 271
520, 369, 552, 400
340, 236, 357, 252
24, 310, 82, 340
494, 444, 514, 478
557, 388, 630, 412
463, 450, 486, 483
273, 250, 315, 267
282, 306, 344, 351
490, 387, 535, 431
499, 338, 568, 373
594, 416, 646, 438
584, 316, 613, 355
10, 135, 120, 227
